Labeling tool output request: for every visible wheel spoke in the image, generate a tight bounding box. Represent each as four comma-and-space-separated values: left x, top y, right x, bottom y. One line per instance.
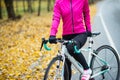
94, 57, 103, 66
104, 49, 107, 62
91, 45, 120, 80
108, 71, 115, 80
93, 66, 102, 70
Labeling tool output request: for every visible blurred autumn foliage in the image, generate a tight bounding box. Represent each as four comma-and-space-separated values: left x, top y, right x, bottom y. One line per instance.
0, 4, 96, 80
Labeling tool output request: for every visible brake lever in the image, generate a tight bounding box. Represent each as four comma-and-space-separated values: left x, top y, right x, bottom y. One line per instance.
40, 38, 51, 51
40, 38, 45, 51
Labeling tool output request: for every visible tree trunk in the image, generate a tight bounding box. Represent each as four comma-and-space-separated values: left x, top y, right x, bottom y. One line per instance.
47, 0, 51, 12
15, 0, 18, 14
89, 0, 94, 4
38, 0, 41, 16
23, 0, 26, 12
27, 0, 33, 13
0, 0, 2, 19
47, 0, 55, 12
4, 0, 16, 20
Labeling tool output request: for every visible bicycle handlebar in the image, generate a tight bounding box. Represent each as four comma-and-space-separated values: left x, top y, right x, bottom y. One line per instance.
40, 32, 101, 53
40, 38, 80, 53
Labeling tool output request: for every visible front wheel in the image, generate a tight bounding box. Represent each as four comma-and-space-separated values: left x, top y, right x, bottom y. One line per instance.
43, 55, 69, 80
90, 45, 120, 80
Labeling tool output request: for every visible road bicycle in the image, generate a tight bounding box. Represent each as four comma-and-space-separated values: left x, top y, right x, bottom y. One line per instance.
41, 32, 120, 80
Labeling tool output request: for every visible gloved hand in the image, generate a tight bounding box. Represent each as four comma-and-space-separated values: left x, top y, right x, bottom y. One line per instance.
49, 36, 57, 44
87, 31, 92, 37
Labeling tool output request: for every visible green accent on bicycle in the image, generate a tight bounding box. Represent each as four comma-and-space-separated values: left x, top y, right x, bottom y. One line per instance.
99, 58, 108, 65
102, 69, 109, 73
43, 44, 51, 51
74, 46, 81, 54
91, 69, 109, 78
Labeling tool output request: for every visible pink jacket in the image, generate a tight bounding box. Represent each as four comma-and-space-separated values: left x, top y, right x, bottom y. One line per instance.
50, 0, 91, 36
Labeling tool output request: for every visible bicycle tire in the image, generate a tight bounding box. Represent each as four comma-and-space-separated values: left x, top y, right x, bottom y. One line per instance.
43, 55, 69, 80
90, 45, 120, 80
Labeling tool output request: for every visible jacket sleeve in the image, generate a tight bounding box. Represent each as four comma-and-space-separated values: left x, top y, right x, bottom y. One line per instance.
50, 1, 61, 36
83, 0, 91, 32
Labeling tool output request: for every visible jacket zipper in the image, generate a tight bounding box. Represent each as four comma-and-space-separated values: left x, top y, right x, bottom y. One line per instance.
70, 0, 74, 33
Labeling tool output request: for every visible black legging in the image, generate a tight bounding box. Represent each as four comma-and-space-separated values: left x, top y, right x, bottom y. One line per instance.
63, 32, 89, 80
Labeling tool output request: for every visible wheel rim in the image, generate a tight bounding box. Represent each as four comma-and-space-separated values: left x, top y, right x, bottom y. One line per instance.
47, 60, 64, 80
91, 48, 119, 80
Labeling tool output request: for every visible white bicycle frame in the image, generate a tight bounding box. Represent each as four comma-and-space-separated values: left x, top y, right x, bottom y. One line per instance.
59, 37, 110, 79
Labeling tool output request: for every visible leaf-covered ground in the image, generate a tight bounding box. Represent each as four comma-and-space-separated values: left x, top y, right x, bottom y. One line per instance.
0, 4, 96, 80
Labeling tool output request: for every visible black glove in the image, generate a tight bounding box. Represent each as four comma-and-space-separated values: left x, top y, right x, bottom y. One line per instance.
87, 31, 92, 37
49, 36, 57, 44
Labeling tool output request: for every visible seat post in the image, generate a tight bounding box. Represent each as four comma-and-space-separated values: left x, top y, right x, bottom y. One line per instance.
88, 37, 93, 49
